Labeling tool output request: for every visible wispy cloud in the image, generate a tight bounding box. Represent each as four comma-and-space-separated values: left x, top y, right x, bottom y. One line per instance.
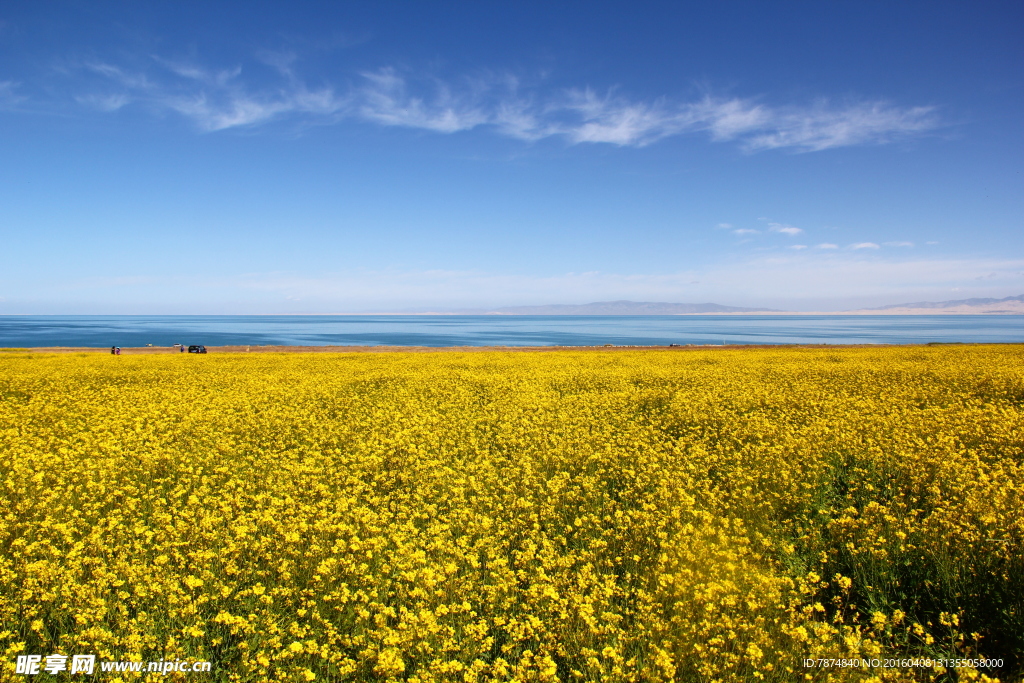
733, 228, 759, 235
0, 80, 26, 109
207, 255, 1024, 311
357, 68, 489, 133
850, 242, 881, 250
741, 101, 939, 152
816, 243, 839, 249
84, 62, 152, 89
9, 255, 1023, 313
884, 241, 914, 247
79, 59, 348, 131
68, 56, 941, 151
75, 92, 131, 111
769, 223, 803, 236
697, 254, 1024, 309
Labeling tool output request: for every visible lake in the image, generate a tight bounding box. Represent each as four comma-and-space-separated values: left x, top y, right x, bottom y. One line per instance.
0, 315, 1021, 348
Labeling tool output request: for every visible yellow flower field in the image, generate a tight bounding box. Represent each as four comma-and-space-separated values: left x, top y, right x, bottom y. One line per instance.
1, 346, 1021, 682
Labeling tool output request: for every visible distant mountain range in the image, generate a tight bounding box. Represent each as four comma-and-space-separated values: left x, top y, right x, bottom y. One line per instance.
853, 294, 1024, 314
440, 295, 1024, 315
483, 300, 782, 315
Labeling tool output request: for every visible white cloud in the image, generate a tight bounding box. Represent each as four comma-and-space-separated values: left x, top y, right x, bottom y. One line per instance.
790, 245, 808, 250
152, 58, 242, 87
10, 255, 1024, 313
212, 255, 1024, 311
884, 241, 914, 247
816, 243, 839, 249
357, 83, 938, 150
769, 223, 803, 236
850, 242, 880, 250
81, 59, 348, 131
692, 254, 1024, 309
716, 223, 733, 229
71, 57, 942, 151
357, 68, 489, 133
699, 97, 770, 140
732, 228, 759, 235
85, 62, 152, 89
0, 80, 26, 109
76, 93, 131, 111
556, 88, 679, 145
741, 101, 939, 152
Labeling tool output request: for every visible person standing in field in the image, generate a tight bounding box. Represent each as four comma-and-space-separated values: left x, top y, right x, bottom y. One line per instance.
111, 346, 116, 355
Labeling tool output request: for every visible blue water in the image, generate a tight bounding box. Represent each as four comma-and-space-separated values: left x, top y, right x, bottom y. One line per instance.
0, 315, 1020, 348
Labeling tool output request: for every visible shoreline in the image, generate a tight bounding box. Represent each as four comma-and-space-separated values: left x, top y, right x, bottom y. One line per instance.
3, 342, 999, 354
3, 311, 1024, 316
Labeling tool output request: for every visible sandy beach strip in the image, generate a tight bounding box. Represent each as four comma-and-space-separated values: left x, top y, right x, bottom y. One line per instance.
3, 343, 949, 354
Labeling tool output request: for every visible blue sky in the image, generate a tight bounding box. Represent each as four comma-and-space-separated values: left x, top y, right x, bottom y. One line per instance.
1, 1, 1021, 313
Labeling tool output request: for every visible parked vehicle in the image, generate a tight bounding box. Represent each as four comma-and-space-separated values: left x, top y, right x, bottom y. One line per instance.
188, 345, 207, 354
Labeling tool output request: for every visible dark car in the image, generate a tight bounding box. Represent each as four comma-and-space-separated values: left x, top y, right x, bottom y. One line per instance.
188, 345, 207, 354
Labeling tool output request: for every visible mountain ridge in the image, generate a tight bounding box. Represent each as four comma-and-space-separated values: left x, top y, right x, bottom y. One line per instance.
374, 295, 1024, 315
483, 300, 783, 315
860, 294, 1024, 311
454, 295, 1024, 315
